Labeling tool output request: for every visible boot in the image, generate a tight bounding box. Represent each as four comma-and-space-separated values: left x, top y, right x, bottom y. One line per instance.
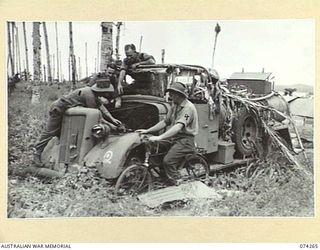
33, 152, 44, 168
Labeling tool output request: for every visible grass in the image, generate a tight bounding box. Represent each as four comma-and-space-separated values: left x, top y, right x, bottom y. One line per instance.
7, 82, 314, 217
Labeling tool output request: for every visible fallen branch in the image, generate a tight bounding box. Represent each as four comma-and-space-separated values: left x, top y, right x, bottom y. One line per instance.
260, 119, 312, 180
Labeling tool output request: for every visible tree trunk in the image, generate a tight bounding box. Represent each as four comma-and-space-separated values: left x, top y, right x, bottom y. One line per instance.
32, 22, 41, 104
22, 22, 30, 80
69, 22, 76, 90
15, 25, 21, 75
7, 22, 14, 77
85, 42, 88, 77
100, 22, 113, 70
55, 22, 59, 82
78, 56, 81, 80
161, 49, 165, 64
68, 55, 70, 82
139, 35, 143, 52
42, 22, 52, 83
97, 41, 100, 71
59, 51, 62, 82
52, 53, 56, 84
11, 22, 15, 75
115, 22, 122, 61
43, 64, 46, 82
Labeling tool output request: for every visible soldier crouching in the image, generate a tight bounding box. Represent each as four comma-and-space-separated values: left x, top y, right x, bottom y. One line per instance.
33, 75, 122, 168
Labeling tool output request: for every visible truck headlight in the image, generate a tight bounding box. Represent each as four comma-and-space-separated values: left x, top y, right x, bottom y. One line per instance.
91, 124, 110, 139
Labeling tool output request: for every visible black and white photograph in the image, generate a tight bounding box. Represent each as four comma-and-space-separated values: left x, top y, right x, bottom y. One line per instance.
7, 20, 314, 218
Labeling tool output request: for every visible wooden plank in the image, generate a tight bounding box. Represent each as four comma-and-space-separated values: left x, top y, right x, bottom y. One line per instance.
210, 158, 255, 171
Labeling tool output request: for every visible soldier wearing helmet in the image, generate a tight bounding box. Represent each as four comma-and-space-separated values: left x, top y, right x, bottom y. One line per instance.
34, 75, 122, 167
137, 82, 199, 185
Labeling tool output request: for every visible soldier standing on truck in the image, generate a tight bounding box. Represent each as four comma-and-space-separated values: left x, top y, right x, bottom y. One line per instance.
33, 75, 122, 167
116, 44, 156, 107
137, 82, 199, 185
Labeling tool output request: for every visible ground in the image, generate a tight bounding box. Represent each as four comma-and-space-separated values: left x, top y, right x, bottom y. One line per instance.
7, 82, 314, 217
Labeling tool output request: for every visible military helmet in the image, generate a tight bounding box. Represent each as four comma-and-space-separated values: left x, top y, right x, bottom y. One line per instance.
165, 81, 188, 98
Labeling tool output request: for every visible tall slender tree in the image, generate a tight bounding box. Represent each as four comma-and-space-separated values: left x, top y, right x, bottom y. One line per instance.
32, 22, 41, 104
52, 53, 55, 83
43, 64, 46, 82
97, 41, 100, 71
161, 49, 165, 64
85, 42, 88, 77
11, 22, 15, 75
55, 22, 59, 82
115, 22, 122, 60
22, 22, 30, 80
78, 56, 81, 80
100, 22, 113, 70
15, 25, 21, 74
211, 23, 221, 69
68, 56, 71, 82
7, 22, 14, 77
42, 22, 52, 83
139, 35, 143, 52
59, 51, 62, 82
69, 22, 76, 90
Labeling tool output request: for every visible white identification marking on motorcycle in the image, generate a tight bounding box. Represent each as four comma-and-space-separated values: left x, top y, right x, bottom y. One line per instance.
104, 151, 113, 164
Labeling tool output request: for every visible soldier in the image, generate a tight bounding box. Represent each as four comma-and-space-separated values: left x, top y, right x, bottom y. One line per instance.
34, 75, 122, 167
137, 82, 199, 185
116, 44, 156, 107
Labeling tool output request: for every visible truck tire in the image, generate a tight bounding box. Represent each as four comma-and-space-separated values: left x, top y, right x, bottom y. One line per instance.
233, 108, 259, 156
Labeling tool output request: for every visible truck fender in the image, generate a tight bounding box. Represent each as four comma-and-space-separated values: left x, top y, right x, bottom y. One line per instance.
83, 132, 142, 179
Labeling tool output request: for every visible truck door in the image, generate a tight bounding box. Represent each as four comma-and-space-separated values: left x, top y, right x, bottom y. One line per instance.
194, 104, 219, 154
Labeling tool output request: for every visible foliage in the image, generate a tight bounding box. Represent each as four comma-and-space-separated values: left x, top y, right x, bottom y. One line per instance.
7, 82, 314, 217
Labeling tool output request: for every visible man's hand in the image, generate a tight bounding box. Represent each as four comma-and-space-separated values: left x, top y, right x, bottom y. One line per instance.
135, 129, 148, 134
101, 118, 117, 130
112, 118, 122, 126
98, 96, 109, 105
148, 136, 161, 142
131, 63, 140, 70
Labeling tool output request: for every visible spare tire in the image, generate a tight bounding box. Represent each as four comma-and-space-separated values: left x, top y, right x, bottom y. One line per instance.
233, 107, 259, 156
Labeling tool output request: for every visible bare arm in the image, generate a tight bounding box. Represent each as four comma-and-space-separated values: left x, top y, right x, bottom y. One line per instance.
99, 105, 122, 125
118, 70, 126, 85
117, 70, 126, 94
132, 58, 155, 69
138, 57, 155, 65
100, 117, 117, 130
157, 123, 183, 140
140, 120, 167, 134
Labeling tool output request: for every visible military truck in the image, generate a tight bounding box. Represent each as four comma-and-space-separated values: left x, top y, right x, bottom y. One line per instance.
41, 64, 292, 185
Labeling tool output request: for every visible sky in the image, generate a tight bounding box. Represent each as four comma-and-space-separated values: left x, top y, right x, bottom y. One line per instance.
7, 20, 315, 86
